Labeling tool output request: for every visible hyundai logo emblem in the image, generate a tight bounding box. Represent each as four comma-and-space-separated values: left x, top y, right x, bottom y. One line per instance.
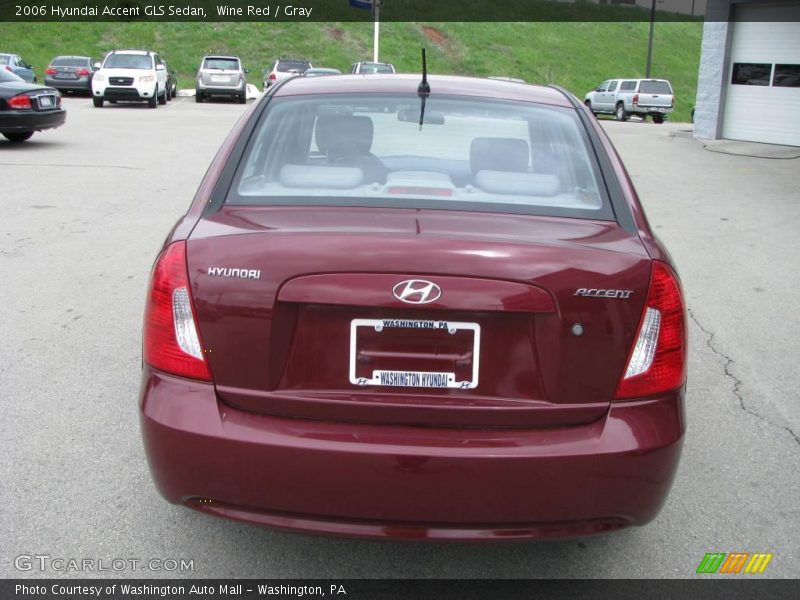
392, 280, 442, 305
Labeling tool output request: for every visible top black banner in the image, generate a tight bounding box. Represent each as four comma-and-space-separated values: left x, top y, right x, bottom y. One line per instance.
2, 0, 799, 22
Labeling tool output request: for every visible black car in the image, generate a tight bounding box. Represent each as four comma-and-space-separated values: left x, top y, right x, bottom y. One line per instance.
164, 60, 178, 100
44, 55, 99, 94
0, 69, 66, 143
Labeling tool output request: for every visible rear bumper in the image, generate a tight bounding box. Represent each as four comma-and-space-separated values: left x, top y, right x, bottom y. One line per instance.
0, 108, 66, 133
45, 76, 91, 91
140, 367, 685, 541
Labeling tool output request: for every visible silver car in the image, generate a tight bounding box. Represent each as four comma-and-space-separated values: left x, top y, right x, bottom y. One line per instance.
196, 55, 248, 104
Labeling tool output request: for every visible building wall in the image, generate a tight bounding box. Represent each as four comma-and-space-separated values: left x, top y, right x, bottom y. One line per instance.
694, 16, 732, 139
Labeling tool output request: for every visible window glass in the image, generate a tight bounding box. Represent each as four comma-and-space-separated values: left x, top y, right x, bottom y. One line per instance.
639, 81, 672, 94
104, 53, 153, 70
773, 64, 800, 88
227, 94, 611, 220
620, 81, 637, 91
203, 57, 240, 70
51, 57, 90, 67
607, 81, 618, 92
731, 63, 772, 86
278, 60, 311, 73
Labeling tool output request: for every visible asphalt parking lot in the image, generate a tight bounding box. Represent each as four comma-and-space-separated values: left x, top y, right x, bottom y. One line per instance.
1, 96, 798, 579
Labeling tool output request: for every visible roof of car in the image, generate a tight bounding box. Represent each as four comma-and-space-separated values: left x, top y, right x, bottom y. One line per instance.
111, 50, 153, 55
273, 74, 573, 107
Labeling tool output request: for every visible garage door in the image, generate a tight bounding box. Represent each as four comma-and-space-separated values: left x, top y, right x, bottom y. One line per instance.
722, 3, 800, 146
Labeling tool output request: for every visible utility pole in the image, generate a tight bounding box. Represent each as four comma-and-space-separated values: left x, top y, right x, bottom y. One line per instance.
373, 0, 381, 63
645, 0, 656, 78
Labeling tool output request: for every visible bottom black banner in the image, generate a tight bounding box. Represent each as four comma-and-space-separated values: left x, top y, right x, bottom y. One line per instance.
2, 579, 799, 600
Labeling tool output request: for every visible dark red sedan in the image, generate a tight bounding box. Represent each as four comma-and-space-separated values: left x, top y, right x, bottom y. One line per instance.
140, 74, 686, 541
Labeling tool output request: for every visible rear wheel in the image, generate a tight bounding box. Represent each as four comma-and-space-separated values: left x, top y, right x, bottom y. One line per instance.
238, 93, 246, 104
195, 91, 203, 103
92, 96, 103, 108
653, 114, 665, 124
3, 131, 34, 143
165, 85, 171, 102
615, 102, 628, 122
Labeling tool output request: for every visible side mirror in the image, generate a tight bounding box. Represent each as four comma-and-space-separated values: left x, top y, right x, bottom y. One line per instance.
244, 68, 250, 74
94, 62, 102, 70
156, 64, 166, 71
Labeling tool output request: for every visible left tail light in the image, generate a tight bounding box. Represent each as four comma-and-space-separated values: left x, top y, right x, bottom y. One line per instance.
614, 261, 686, 399
8, 95, 32, 109
46, 67, 57, 75
143, 241, 211, 381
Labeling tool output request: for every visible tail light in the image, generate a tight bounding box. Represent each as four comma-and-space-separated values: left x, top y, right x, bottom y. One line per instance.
633, 94, 639, 107
4, 66, 12, 72
671, 95, 675, 108
614, 261, 686, 399
268, 72, 276, 80
77, 68, 90, 76
143, 241, 211, 381
46, 67, 57, 75
8, 95, 32, 110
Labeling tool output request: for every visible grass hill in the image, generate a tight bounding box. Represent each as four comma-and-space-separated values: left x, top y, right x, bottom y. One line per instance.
1, 21, 701, 121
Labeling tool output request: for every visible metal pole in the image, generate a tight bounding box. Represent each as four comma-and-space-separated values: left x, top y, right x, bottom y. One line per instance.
373, 1, 380, 63
645, 0, 656, 78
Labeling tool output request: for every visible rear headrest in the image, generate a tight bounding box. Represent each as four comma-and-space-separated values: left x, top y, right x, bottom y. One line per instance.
315, 115, 374, 155
470, 137, 530, 174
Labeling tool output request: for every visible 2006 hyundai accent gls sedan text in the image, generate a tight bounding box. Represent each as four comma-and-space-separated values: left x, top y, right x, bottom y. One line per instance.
139, 73, 687, 541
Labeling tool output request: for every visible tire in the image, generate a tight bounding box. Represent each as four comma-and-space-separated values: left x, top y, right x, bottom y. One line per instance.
195, 92, 203, 103
584, 99, 597, 116
93, 96, 104, 108
653, 114, 665, 124
165, 85, 171, 102
158, 86, 167, 105
238, 93, 246, 104
3, 131, 34, 143
615, 102, 628, 122
148, 93, 158, 108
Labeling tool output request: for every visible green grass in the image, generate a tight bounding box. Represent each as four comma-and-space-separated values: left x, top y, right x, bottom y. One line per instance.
0, 21, 701, 121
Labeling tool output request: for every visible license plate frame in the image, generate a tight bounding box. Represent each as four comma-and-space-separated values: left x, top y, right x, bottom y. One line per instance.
38, 95, 55, 108
349, 318, 480, 389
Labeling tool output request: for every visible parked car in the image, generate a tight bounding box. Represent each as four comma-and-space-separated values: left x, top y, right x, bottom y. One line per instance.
0, 53, 37, 83
584, 78, 674, 123
348, 61, 396, 74
0, 68, 65, 142
196, 55, 248, 104
139, 74, 687, 541
44, 55, 99, 94
92, 50, 169, 108
164, 61, 178, 100
303, 67, 342, 78
263, 58, 312, 90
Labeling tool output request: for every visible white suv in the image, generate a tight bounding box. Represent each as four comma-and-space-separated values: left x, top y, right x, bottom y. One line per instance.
92, 50, 168, 108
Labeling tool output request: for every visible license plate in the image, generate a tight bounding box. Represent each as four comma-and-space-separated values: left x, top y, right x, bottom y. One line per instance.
349, 318, 480, 389
56, 73, 77, 79
38, 95, 54, 108
650, 107, 666, 113
211, 75, 228, 82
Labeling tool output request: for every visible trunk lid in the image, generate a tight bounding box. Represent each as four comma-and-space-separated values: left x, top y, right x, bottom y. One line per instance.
186, 206, 651, 428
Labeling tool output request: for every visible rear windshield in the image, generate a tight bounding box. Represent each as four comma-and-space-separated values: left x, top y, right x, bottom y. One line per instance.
104, 54, 152, 70
361, 64, 394, 74
278, 61, 311, 73
0, 56, 9, 66
227, 94, 612, 220
639, 80, 672, 94
51, 57, 90, 67
203, 57, 240, 70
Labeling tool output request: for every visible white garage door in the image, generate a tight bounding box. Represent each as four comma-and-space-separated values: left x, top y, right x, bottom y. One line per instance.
722, 3, 800, 146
